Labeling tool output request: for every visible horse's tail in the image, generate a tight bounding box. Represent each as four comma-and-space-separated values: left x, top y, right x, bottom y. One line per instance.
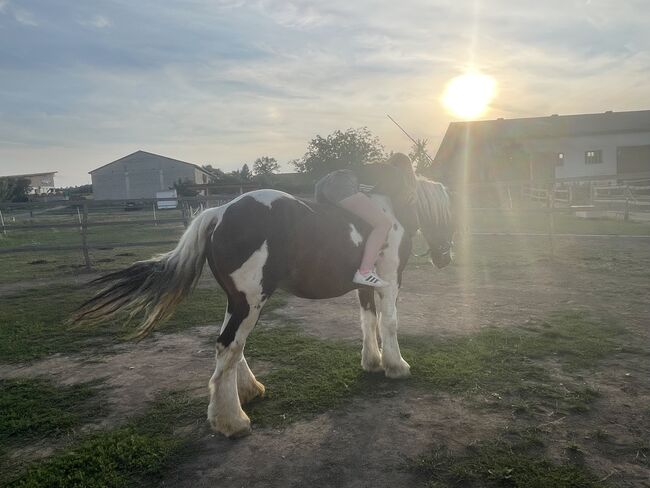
71, 208, 219, 338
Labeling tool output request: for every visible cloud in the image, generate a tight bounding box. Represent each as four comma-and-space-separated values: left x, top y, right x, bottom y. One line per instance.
79, 15, 112, 29
13, 8, 37, 26
1, 0, 649, 186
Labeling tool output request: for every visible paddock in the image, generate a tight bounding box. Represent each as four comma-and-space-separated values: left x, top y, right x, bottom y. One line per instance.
0, 208, 648, 487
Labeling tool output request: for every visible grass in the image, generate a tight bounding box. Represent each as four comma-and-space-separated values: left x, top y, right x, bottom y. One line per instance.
241, 311, 626, 428
245, 326, 366, 426
410, 432, 605, 488
3, 391, 204, 488
0, 284, 285, 362
399, 312, 625, 415
0, 245, 174, 284
0, 378, 104, 447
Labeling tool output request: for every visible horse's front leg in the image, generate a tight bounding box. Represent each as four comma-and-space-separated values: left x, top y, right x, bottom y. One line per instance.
377, 284, 410, 378
358, 289, 383, 373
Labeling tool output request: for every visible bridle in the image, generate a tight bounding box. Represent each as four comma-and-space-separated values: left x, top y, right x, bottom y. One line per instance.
412, 241, 452, 259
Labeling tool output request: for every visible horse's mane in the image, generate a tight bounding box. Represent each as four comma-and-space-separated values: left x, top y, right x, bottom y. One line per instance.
415, 177, 451, 229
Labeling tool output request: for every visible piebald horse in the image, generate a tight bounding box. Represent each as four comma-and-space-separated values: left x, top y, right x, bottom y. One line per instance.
73, 177, 453, 438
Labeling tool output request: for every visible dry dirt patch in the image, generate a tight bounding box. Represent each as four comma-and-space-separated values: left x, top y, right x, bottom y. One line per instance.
0, 326, 217, 429
162, 392, 506, 488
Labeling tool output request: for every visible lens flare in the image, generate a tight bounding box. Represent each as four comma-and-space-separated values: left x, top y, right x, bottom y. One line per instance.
442, 72, 496, 120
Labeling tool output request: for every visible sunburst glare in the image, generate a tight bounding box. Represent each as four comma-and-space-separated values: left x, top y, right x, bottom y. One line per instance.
442, 72, 496, 120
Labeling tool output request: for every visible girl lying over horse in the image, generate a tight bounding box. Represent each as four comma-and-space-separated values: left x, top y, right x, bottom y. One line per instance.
315, 153, 418, 287
72, 156, 452, 438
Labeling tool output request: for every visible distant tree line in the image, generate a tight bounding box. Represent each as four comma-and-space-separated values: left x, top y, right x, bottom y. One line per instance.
174, 126, 433, 195
0, 177, 30, 202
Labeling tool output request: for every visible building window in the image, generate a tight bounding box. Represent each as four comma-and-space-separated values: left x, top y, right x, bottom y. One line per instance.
556, 152, 564, 166
585, 150, 602, 164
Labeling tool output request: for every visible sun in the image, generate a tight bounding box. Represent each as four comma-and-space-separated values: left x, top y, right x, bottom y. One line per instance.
441, 72, 497, 120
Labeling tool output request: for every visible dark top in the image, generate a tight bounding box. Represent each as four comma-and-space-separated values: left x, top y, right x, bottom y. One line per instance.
353, 163, 414, 207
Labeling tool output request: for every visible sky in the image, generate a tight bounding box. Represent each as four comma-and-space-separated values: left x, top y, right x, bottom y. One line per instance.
1, 0, 649, 186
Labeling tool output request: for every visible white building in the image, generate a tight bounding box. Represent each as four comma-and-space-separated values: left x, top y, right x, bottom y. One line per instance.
90, 151, 214, 200
433, 110, 650, 185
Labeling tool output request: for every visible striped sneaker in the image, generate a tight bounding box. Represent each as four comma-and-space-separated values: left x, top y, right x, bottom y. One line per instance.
353, 270, 388, 288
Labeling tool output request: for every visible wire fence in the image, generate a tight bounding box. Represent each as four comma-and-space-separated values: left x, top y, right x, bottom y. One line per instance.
1, 184, 649, 272
0, 196, 235, 269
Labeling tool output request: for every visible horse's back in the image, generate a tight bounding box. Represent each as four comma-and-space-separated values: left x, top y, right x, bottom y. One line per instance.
208, 189, 363, 299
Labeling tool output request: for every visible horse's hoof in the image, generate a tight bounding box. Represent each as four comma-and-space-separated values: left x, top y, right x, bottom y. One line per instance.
361, 359, 384, 373
384, 360, 411, 379
208, 413, 251, 438
226, 424, 252, 439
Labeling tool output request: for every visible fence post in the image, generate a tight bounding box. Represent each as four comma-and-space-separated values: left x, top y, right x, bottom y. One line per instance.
0, 209, 6, 236
153, 202, 157, 226
548, 183, 555, 257
80, 202, 92, 270
181, 201, 189, 228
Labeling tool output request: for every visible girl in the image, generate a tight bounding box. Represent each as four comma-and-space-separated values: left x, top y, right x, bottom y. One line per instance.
314, 153, 417, 287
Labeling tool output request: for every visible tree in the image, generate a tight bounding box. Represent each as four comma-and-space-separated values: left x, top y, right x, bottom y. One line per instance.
201, 165, 220, 182
409, 138, 433, 175
253, 156, 280, 176
293, 127, 385, 176
0, 177, 31, 202
239, 164, 252, 181
172, 178, 198, 197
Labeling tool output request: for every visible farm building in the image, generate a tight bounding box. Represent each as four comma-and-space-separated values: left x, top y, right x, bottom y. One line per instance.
0, 171, 57, 194
432, 109, 650, 185
90, 151, 214, 200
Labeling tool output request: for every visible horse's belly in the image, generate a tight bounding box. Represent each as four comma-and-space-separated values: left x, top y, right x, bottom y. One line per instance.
279, 281, 357, 300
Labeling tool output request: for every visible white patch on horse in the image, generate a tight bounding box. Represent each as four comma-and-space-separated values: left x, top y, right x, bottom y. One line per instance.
230, 240, 268, 305
248, 189, 296, 208
348, 224, 363, 247
370, 195, 402, 271
219, 310, 232, 335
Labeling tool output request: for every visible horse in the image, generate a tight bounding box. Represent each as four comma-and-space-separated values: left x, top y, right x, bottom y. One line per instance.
72, 176, 453, 438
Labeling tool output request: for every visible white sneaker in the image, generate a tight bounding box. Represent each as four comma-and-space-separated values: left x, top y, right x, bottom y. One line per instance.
353, 270, 388, 288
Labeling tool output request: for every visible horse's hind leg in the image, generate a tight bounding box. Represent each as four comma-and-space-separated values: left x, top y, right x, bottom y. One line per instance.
358, 289, 383, 373
207, 241, 271, 437
207, 297, 262, 438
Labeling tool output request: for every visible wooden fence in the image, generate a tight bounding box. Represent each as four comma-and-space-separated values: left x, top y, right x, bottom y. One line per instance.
0, 196, 235, 269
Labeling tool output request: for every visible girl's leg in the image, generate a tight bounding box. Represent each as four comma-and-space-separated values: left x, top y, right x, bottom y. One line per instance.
338, 193, 392, 273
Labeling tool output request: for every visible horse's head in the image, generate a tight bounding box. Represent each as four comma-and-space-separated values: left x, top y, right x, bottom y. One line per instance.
415, 178, 454, 269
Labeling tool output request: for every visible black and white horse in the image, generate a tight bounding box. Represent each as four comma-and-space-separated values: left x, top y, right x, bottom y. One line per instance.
73, 177, 452, 438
